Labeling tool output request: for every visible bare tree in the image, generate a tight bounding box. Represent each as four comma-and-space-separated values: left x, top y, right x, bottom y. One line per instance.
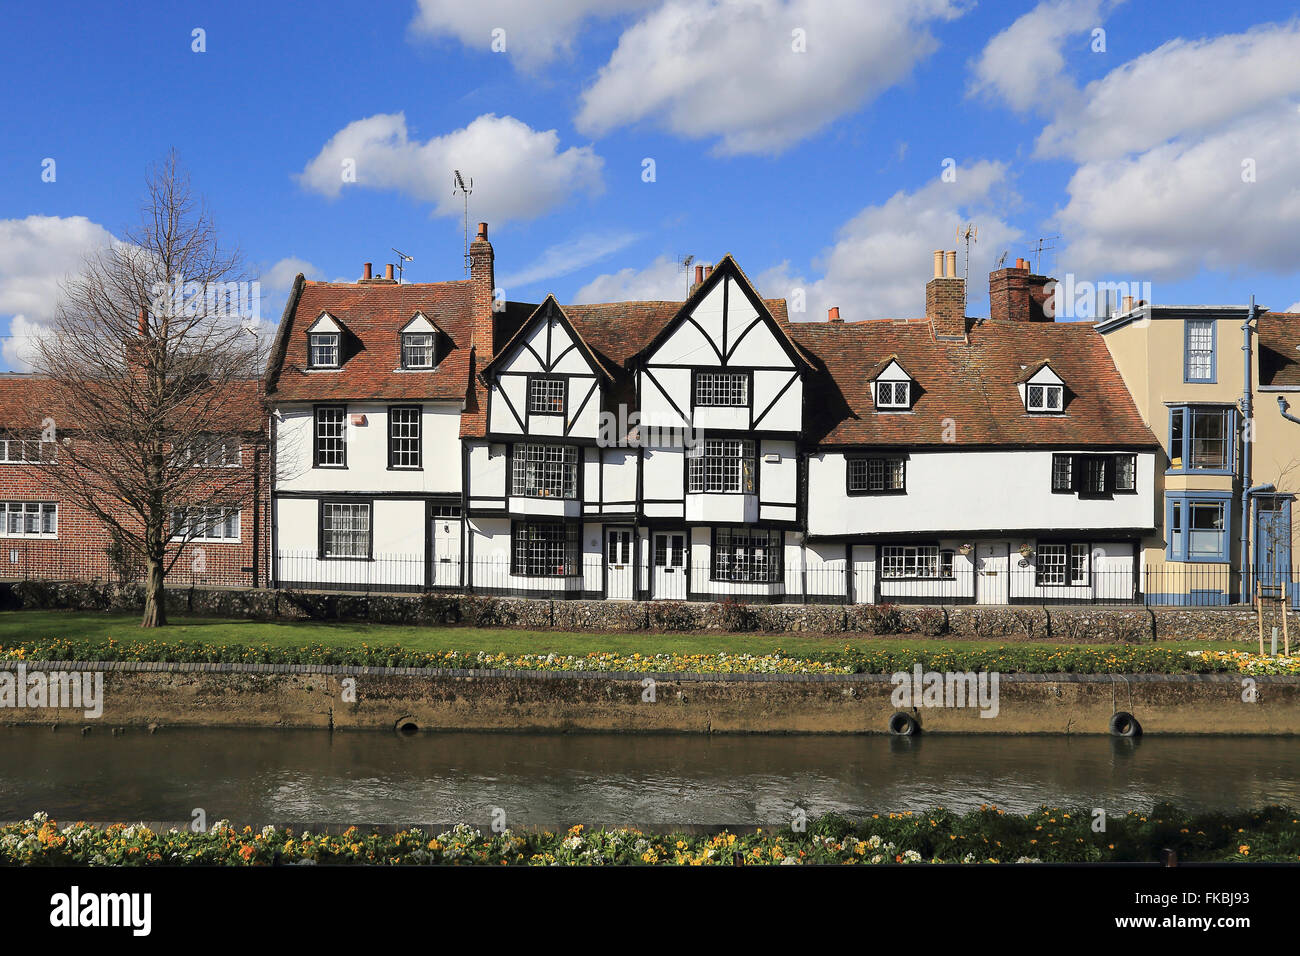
30, 151, 264, 626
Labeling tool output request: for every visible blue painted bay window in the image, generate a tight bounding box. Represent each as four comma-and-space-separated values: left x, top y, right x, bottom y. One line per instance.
1166, 491, 1234, 562
1167, 405, 1236, 475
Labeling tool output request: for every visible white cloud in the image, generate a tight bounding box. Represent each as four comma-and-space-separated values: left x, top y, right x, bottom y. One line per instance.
296, 113, 604, 225
575, 164, 1021, 319
253, 257, 325, 333
1037, 22, 1300, 162
0, 215, 118, 371
409, 0, 652, 68
260, 256, 323, 292
499, 232, 642, 291
573, 255, 687, 302
1040, 22, 1300, 280
967, 0, 1114, 114
1289, 301, 1300, 313
576, 0, 962, 155
1056, 110, 1300, 279
755, 162, 1022, 321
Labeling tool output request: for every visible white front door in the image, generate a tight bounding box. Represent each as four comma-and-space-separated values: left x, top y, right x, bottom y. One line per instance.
606, 528, 634, 600
652, 532, 687, 599
431, 510, 462, 588
851, 544, 875, 604
976, 542, 1008, 605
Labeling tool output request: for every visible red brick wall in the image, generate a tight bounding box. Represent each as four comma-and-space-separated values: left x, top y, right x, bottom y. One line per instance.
0, 439, 269, 588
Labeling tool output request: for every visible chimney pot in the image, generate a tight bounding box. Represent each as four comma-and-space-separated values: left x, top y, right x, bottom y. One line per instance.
946, 250, 957, 279
1122, 295, 1134, 312
362, 262, 372, 281
703, 264, 713, 280
933, 250, 944, 279
138, 307, 146, 337
694, 265, 704, 284
828, 306, 841, 322
476, 222, 488, 240
385, 263, 394, 281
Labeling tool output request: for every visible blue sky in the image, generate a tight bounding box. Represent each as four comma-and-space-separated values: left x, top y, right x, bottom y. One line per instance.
2, 0, 1298, 369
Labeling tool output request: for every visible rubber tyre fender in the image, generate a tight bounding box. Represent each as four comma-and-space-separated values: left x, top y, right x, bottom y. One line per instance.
888, 711, 921, 736
1108, 711, 1142, 737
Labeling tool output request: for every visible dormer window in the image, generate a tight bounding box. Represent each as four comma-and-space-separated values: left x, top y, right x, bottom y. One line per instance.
876, 381, 910, 409
402, 333, 434, 369
1026, 383, 1063, 413
870, 357, 913, 411
1020, 362, 1066, 413
308, 332, 339, 368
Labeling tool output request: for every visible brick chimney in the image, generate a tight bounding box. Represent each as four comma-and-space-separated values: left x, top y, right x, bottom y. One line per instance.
927, 249, 967, 340
469, 222, 495, 359
989, 257, 1055, 322
827, 307, 842, 323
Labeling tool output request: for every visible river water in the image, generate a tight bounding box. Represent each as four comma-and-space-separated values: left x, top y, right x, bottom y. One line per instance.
1, 727, 1295, 826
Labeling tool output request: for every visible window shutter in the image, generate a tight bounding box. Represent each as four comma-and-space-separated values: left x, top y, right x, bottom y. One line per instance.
1068, 454, 1079, 492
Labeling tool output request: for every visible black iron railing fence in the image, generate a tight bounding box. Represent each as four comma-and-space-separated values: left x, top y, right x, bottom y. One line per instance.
2, 542, 1294, 607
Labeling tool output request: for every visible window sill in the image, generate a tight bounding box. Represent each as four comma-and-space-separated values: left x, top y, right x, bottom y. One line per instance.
1165, 468, 1234, 477
317, 554, 373, 562
847, 489, 906, 497
1165, 553, 1231, 564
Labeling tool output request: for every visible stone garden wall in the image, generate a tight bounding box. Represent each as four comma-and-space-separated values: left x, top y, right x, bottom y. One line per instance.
0, 579, 1289, 643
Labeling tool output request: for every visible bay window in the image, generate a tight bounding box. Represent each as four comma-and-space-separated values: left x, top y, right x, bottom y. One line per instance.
712, 527, 781, 582
687, 439, 755, 494
512, 521, 580, 576
1167, 493, 1232, 562
511, 443, 578, 498
1169, 406, 1234, 472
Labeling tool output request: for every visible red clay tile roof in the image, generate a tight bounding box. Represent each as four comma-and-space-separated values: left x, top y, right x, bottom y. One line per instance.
266, 279, 476, 403
0, 375, 264, 433
785, 318, 1159, 448
264, 267, 1156, 451
1258, 313, 1300, 387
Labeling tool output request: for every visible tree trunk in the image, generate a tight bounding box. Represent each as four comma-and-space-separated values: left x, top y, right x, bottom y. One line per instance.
141, 555, 167, 628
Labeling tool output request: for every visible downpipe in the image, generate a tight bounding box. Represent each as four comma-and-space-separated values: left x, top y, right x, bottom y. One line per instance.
1239, 297, 1258, 603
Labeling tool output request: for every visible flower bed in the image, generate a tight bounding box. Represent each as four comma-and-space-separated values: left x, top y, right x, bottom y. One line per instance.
1, 638, 1298, 675
4, 806, 1297, 865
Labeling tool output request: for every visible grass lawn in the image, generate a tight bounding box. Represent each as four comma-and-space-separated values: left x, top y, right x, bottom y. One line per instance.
0, 609, 1248, 658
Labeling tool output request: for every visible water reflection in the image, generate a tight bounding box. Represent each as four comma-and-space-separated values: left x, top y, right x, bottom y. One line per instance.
0, 727, 1295, 826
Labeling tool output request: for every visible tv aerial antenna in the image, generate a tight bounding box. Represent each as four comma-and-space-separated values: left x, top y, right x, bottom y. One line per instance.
391, 248, 413, 284
995, 250, 1009, 269
453, 170, 473, 277
957, 222, 978, 312
1032, 235, 1060, 275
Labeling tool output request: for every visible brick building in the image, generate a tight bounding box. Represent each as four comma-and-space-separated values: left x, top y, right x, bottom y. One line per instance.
0, 375, 269, 588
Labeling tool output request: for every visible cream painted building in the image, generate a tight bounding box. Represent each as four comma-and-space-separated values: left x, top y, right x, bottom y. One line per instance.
1097, 303, 1300, 603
